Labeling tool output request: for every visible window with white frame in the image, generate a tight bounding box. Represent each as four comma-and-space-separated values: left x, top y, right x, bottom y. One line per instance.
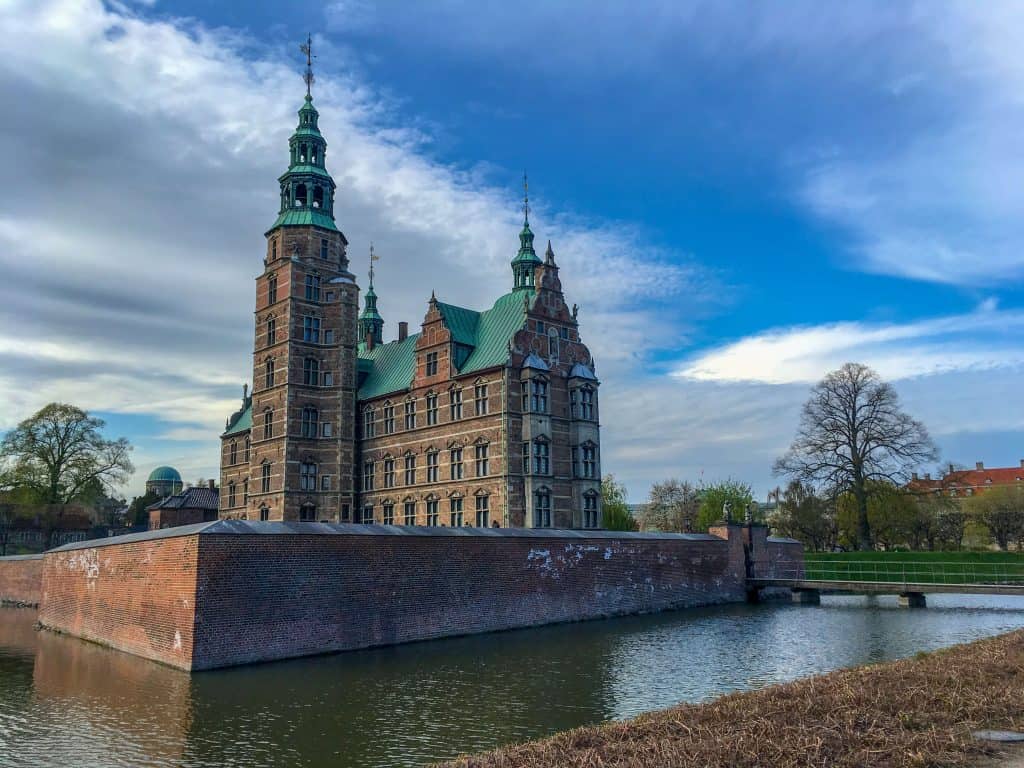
299, 461, 317, 491
305, 274, 321, 302
383, 403, 395, 434
404, 500, 416, 526
582, 444, 597, 479
303, 358, 319, 386
382, 502, 395, 525
261, 462, 272, 493
450, 447, 464, 480
364, 408, 375, 438
404, 454, 416, 485
534, 490, 552, 528
404, 399, 416, 430
475, 382, 488, 415
303, 316, 321, 343
263, 409, 273, 440
426, 451, 439, 482
475, 495, 489, 527
533, 440, 550, 475
449, 496, 464, 527
475, 443, 489, 476
450, 389, 463, 420
425, 351, 438, 376
426, 393, 438, 425
426, 497, 439, 526
584, 494, 599, 529
363, 460, 375, 491
383, 458, 395, 488
301, 407, 318, 438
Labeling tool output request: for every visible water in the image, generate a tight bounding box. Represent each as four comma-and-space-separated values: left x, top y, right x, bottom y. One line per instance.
2, 594, 1023, 768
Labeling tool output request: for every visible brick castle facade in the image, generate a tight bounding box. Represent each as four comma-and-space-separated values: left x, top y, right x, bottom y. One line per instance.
218, 86, 602, 529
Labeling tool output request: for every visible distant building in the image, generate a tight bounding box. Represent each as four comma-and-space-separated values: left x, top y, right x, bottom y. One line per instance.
145, 466, 183, 498
908, 461, 1024, 498
148, 482, 220, 530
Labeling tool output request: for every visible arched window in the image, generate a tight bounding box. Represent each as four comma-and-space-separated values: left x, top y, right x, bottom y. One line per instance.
300, 460, 317, 491
267, 274, 278, 304
295, 183, 307, 207
301, 407, 319, 438
229, 441, 238, 465
263, 409, 273, 440
264, 359, 275, 390
259, 504, 270, 522
260, 461, 272, 493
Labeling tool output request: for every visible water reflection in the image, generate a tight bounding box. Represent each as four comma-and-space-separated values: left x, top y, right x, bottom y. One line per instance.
2, 595, 1023, 768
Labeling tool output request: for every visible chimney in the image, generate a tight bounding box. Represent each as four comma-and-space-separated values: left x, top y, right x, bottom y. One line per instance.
976, 461, 984, 471
924, 473, 931, 481
398, 321, 408, 342
948, 463, 955, 475
365, 331, 374, 352
1020, 459, 1024, 469
911, 472, 919, 481
208, 479, 216, 490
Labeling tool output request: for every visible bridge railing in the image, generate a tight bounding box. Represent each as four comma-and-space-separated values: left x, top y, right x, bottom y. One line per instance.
759, 559, 1024, 586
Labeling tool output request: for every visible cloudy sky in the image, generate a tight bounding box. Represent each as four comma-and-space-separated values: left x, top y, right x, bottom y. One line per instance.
2, 0, 1023, 501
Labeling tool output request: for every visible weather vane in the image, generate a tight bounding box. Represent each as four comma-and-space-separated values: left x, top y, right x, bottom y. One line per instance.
300, 33, 315, 98
522, 171, 530, 224
369, 242, 379, 286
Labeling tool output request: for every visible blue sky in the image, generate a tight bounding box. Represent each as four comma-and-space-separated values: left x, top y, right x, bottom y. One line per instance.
1, 0, 1023, 501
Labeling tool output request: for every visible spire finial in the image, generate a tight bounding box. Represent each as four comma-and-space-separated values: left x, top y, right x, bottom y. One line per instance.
300, 34, 315, 99
522, 171, 530, 225
369, 242, 379, 287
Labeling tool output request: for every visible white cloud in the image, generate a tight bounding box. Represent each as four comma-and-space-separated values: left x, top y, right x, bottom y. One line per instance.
676, 304, 1024, 385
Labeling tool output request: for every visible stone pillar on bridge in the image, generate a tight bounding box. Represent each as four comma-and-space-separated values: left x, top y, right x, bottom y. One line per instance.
898, 592, 926, 608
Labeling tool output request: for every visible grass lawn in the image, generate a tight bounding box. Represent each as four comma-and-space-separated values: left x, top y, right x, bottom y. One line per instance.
803, 550, 1024, 584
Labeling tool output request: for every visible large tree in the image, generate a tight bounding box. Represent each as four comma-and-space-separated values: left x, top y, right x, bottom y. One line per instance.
774, 363, 936, 551
0, 403, 133, 505
695, 479, 755, 532
600, 475, 638, 532
639, 478, 700, 532
774, 480, 836, 551
965, 485, 1024, 551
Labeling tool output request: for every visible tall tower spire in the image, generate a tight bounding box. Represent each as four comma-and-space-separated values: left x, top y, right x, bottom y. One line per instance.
266, 36, 340, 236
359, 243, 384, 346
511, 172, 541, 291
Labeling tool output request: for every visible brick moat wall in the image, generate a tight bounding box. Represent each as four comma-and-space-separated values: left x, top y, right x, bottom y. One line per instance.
1, 522, 803, 671
0, 554, 43, 606
37, 533, 199, 669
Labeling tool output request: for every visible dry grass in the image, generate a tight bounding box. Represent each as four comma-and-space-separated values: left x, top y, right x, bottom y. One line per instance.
438, 630, 1024, 768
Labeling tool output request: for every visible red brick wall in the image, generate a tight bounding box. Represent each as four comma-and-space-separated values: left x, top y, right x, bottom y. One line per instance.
0, 555, 43, 606
190, 531, 746, 670
37, 536, 199, 669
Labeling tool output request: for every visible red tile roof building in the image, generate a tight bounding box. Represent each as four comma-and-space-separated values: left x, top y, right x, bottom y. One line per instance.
908, 461, 1024, 498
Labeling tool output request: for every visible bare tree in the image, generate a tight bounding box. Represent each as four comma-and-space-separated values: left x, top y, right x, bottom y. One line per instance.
774, 363, 937, 551
639, 479, 700, 532
0, 403, 133, 505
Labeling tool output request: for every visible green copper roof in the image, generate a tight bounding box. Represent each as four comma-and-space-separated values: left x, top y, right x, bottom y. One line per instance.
358, 333, 421, 399
268, 208, 339, 232
222, 405, 252, 437
148, 466, 182, 483
357, 290, 530, 400
278, 164, 334, 181
512, 221, 541, 265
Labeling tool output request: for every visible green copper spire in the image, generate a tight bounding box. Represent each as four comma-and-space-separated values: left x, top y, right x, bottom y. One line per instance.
511, 172, 541, 290
359, 243, 384, 345
267, 36, 339, 234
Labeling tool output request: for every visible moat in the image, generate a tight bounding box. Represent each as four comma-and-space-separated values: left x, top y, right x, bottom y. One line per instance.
2, 595, 1024, 768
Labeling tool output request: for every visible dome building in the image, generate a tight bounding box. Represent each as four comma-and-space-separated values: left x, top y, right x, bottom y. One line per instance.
146, 466, 183, 498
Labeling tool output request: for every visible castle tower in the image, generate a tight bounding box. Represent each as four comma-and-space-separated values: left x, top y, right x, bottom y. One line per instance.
246, 40, 360, 523
511, 175, 541, 291
358, 246, 384, 347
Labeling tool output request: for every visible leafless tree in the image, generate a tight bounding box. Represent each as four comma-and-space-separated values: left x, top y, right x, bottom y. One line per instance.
774, 363, 937, 551
639, 479, 700, 532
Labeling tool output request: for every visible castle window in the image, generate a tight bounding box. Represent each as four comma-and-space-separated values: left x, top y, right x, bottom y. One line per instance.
363, 460, 375, 491
264, 359, 275, 390
582, 444, 597, 479
227, 481, 236, 508
548, 328, 559, 363
450, 496, 464, 527
425, 352, 438, 376
311, 146, 319, 165
266, 317, 276, 346
383, 403, 395, 434
532, 439, 550, 475
242, 478, 248, 504
382, 502, 395, 526
584, 493, 599, 529
364, 408, 375, 438
404, 500, 416, 526
383, 458, 395, 488
268, 274, 277, 304
570, 389, 578, 418
295, 183, 307, 206
450, 389, 463, 420
475, 495, 490, 527
580, 388, 595, 420
536, 320, 545, 334
261, 462, 271, 493
475, 383, 488, 415
325, 291, 334, 303
301, 407, 318, 438
263, 410, 273, 440
312, 186, 324, 210
522, 442, 529, 474
320, 239, 329, 259
230, 441, 238, 465
475, 444, 489, 476
450, 447, 464, 480
426, 393, 438, 425
534, 490, 552, 528
360, 505, 374, 525
300, 461, 317, 491
321, 475, 331, 491
299, 143, 307, 162
259, 504, 270, 522
271, 240, 277, 261
560, 327, 569, 340
404, 454, 416, 485
426, 498, 439, 527
321, 421, 332, 438
303, 316, 321, 343
322, 371, 333, 386
404, 399, 416, 430
300, 503, 316, 522
244, 437, 250, 462
531, 380, 548, 413
427, 450, 439, 483
305, 274, 321, 302
303, 358, 320, 386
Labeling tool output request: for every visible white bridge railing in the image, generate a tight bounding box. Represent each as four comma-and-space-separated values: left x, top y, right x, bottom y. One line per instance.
759, 560, 1024, 586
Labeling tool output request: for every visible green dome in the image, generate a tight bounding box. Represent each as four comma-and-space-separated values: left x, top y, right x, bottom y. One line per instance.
148, 466, 182, 483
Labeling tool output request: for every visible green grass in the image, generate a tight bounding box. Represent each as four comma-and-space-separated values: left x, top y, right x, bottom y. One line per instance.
803, 551, 1024, 585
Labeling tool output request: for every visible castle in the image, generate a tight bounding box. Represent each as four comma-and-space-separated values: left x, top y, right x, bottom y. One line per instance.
218, 76, 602, 530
